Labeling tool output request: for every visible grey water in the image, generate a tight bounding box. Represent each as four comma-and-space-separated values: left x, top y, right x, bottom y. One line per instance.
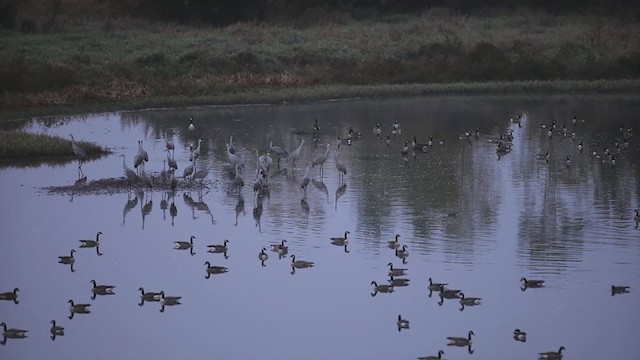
1, 94, 639, 359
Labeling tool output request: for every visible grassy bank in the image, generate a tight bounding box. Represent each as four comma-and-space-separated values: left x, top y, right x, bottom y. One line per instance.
2, 9, 640, 119
0, 131, 110, 158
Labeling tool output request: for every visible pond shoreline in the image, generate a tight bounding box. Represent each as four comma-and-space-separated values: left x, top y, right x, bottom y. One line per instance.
2, 79, 640, 121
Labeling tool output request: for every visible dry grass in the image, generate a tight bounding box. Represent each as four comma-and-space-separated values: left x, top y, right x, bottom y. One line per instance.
0, 131, 109, 158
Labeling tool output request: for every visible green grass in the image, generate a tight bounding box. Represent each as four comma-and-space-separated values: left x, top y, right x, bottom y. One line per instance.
1, 10, 639, 118
0, 131, 110, 158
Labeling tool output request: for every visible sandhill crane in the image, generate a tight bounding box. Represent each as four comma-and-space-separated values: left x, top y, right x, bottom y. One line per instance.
335, 152, 347, 183
227, 144, 244, 169
188, 116, 195, 131
190, 138, 203, 161
192, 162, 212, 186
228, 135, 236, 155
165, 135, 175, 154
269, 141, 288, 165
119, 154, 139, 190
229, 166, 244, 194
300, 163, 311, 193
253, 170, 266, 194
183, 158, 194, 183
69, 134, 86, 178
166, 150, 178, 171
287, 139, 305, 170
138, 140, 149, 163
312, 143, 330, 176
258, 151, 272, 175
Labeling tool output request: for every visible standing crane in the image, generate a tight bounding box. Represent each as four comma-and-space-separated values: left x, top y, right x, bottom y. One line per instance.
312, 143, 330, 176
300, 163, 311, 193
335, 152, 347, 183
183, 158, 194, 184
69, 134, 86, 179
287, 139, 305, 171
119, 154, 139, 192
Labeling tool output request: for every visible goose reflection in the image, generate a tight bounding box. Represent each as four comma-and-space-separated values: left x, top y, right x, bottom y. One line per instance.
335, 182, 347, 210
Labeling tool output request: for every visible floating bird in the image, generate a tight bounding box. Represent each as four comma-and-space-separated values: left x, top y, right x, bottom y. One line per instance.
388, 262, 407, 276
258, 247, 268, 265
387, 234, 401, 249
138, 288, 162, 305
330, 231, 350, 245
371, 281, 394, 294
188, 116, 195, 131
58, 249, 76, 270
159, 291, 182, 311
417, 350, 444, 360
290, 255, 314, 269
428, 278, 448, 291
400, 141, 410, 156
373, 123, 382, 138
513, 329, 527, 342
204, 261, 228, 278
397, 315, 410, 331
458, 292, 482, 305
393, 120, 400, 133
388, 275, 410, 287
49, 320, 64, 340
539, 346, 565, 359
69, 134, 86, 178
270, 239, 288, 252
0, 288, 19, 304
313, 118, 320, 135
0, 322, 28, 339
68, 299, 91, 319
611, 285, 630, 295
90, 280, 115, 299
447, 330, 474, 346
521, 277, 545, 288
438, 285, 462, 298
79, 231, 102, 248
174, 235, 195, 251
396, 245, 409, 259
207, 239, 229, 253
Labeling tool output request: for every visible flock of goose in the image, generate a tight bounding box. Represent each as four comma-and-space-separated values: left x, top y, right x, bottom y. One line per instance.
4, 112, 638, 359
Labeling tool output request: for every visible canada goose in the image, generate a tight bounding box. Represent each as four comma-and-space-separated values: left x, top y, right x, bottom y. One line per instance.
400, 141, 410, 156
50, 320, 64, 340
0, 288, 19, 304
90, 280, 115, 299
58, 249, 76, 264
330, 231, 350, 245
396, 245, 409, 259
428, 278, 447, 291
68, 300, 91, 319
387, 234, 401, 249
0, 322, 28, 338
513, 329, 526, 342
174, 235, 195, 250
611, 285, 630, 295
207, 239, 229, 253
204, 261, 229, 278
539, 346, 565, 359
634, 209, 640, 222
291, 255, 314, 268
412, 136, 428, 151
418, 350, 444, 360
388, 262, 408, 276
371, 281, 394, 293
458, 292, 481, 305
397, 315, 410, 331
388, 275, 410, 287
138, 287, 162, 304
258, 248, 268, 265
447, 330, 474, 346
188, 116, 195, 131
79, 231, 102, 248
439, 285, 462, 298
521, 277, 545, 288
270, 239, 288, 252
159, 291, 182, 305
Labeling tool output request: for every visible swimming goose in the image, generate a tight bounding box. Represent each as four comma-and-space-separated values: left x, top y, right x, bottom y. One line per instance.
138, 287, 162, 303
458, 292, 482, 305
90, 280, 115, 298
373, 123, 382, 138
611, 285, 630, 295
258, 248, 268, 264
447, 330, 474, 346
188, 116, 195, 131
634, 209, 639, 222
388, 262, 408, 276
204, 261, 229, 278
58, 249, 76, 264
539, 346, 565, 359
0, 288, 19, 304
412, 136, 428, 151
397, 315, 410, 331
371, 281, 394, 293
428, 278, 447, 291
207, 239, 229, 253
395, 245, 409, 259
417, 350, 444, 360
521, 277, 545, 288
400, 141, 409, 156
50, 320, 64, 340
68, 300, 91, 319
330, 231, 350, 245
79, 231, 102, 248
0, 322, 28, 338
159, 291, 182, 305
174, 235, 195, 250
388, 275, 410, 287
387, 234, 401, 249
439, 285, 462, 298
270, 239, 288, 252
513, 329, 526, 342
290, 255, 314, 268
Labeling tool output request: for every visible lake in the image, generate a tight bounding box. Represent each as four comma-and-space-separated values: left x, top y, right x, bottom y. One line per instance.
1, 94, 639, 359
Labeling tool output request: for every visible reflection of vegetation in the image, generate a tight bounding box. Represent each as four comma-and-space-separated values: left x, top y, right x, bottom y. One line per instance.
0, 130, 110, 158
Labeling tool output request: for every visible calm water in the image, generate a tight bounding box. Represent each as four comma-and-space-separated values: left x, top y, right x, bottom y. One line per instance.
1, 95, 639, 360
